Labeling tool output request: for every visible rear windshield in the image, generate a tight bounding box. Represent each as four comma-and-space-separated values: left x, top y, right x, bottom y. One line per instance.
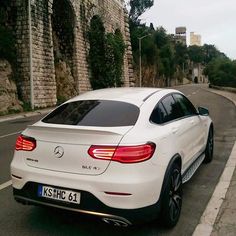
42, 100, 140, 127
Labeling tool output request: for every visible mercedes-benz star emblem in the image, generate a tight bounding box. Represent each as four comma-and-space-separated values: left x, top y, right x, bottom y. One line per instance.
54, 146, 64, 158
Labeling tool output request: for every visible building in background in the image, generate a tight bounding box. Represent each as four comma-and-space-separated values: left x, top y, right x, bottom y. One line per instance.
190, 32, 202, 46
174, 27, 187, 45
190, 63, 208, 84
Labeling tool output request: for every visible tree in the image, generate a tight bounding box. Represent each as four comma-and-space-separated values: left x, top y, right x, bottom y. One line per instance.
174, 43, 188, 68
0, 1, 16, 64
105, 30, 125, 87
202, 44, 228, 64
204, 58, 236, 87
160, 44, 175, 85
128, 0, 154, 23
150, 23, 155, 31
88, 16, 125, 89
127, 1, 235, 88
188, 46, 204, 63
88, 16, 106, 89
153, 27, 169, 49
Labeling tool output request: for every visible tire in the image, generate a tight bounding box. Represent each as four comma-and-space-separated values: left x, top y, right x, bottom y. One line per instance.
204, 126, 214, 163
160, 163, 182, 228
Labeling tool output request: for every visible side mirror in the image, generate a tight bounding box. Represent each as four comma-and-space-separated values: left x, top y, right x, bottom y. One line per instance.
198, 107, 209, 116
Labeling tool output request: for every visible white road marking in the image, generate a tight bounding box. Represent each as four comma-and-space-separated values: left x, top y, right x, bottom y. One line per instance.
0, 131, 22, 139
187, 95, 191, 97
0, 180, 12, 190
193, 140, 236, 236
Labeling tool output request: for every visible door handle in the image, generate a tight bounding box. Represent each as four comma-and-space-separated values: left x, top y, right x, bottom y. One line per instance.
172, 127, 179, 134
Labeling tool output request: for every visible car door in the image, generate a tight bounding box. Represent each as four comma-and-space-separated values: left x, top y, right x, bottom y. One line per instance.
173, 93, 205, 169
150, 94, 194, 172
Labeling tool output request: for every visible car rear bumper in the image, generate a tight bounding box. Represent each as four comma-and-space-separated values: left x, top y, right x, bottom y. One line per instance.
11, 157, 166, 210
13, 182, 161, 225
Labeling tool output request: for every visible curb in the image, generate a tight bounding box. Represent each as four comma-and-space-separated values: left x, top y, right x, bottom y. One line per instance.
0, 108, 53, 123
209, 84, 236, 94
193, 87, 236, 236
203, 87, 236, 107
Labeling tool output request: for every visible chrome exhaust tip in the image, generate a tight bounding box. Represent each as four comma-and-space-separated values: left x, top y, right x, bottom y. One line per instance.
102, 217, 131, 227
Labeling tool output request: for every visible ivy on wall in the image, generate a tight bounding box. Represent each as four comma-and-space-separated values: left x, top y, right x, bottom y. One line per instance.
0, 2, 16, 65
52, 0, 75, 64
88, 16, 125, 89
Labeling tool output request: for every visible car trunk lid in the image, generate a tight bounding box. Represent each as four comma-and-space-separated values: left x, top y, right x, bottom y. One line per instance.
22, 123, 132, 175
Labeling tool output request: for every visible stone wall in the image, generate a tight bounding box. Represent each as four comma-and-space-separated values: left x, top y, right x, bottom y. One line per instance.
0, 0, 22, 114
0, 60, 22, 115
15, 0, 134, 108
15, 0, 57, 108
15, 0, 30, 103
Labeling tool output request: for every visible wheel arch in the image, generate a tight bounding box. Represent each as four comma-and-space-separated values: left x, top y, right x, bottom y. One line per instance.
210, 122, 214, 133
206, 122, 214, 146
159, 154, 182, 202
158, 154, 183, 227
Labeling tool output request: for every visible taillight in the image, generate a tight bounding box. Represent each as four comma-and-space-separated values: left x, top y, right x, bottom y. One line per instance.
88, 143, 156, 164
15, 135, 36, 151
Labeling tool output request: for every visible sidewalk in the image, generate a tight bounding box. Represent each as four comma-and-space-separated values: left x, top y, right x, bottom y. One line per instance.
193, 86, 236, 236
212, 168, 236, 235
0, 107, 53, 123
208, 88, 236, 236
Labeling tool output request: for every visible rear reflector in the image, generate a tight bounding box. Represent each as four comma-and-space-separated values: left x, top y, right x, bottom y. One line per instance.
11, 174, 22, 180
104, 192, 132, 196
15, 135, 36, 151
88, 143, 156, 164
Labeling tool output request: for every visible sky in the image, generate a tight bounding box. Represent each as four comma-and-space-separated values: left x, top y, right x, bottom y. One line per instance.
139, 0, 236, 60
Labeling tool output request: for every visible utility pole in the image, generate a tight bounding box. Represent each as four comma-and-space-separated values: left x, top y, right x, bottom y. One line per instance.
138, 34, 150, 87
28, 0, 34, 109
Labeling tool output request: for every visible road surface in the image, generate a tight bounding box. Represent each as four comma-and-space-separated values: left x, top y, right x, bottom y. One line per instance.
0, 84, 235, 235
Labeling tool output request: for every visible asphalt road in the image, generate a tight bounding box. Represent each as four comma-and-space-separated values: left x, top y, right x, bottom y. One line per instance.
0, 84, 235, 236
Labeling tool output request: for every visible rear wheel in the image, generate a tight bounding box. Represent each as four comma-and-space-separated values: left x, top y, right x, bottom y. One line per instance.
160, 163, 182, 228
204, 127, 214, 163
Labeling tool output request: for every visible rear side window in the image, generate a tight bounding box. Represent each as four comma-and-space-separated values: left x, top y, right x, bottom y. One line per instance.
150, 103, 168, 124
161, 95, 183, 122
42, 100, 140, 127
150, 95, 183, 124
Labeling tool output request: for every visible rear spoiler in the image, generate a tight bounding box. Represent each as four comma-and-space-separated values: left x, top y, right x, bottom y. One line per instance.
26, 123, 132, 136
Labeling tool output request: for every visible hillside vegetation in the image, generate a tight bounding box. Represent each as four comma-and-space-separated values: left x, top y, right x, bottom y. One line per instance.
128, 0, 236, 88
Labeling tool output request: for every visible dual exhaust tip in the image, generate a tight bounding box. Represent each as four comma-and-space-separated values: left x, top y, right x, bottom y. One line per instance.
102, 218, 131, 227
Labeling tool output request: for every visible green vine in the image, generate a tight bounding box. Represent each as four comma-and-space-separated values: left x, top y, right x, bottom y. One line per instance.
0, 2, 16, 66
88, 16, 125, 89
80, 2, 95, 60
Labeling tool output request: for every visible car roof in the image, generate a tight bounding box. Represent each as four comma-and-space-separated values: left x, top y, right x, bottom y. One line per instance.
68, 87, 179, 106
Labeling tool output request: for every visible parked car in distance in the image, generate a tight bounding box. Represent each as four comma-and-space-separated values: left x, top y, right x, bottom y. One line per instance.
11, 88, 214, 227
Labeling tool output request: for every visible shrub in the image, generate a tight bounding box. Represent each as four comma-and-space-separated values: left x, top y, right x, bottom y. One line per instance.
88, 16, 125, 89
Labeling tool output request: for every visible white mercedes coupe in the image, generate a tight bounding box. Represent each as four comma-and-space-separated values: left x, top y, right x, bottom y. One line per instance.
11, 88, 214, 227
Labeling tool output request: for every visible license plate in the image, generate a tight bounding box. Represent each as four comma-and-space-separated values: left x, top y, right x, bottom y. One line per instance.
38, 185, 80, 204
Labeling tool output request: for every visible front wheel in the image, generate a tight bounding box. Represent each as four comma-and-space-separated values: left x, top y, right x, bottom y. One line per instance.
160, 163, 182, 228
204, 126, 214, 163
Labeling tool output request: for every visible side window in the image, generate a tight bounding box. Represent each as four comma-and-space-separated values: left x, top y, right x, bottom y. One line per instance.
173, 93, 197, 117
151, 95, 184, 125
150, 102, 168, 124
161, 95, 183, 122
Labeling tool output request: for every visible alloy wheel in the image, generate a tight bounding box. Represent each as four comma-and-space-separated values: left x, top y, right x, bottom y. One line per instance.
168, 169, 182, 222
